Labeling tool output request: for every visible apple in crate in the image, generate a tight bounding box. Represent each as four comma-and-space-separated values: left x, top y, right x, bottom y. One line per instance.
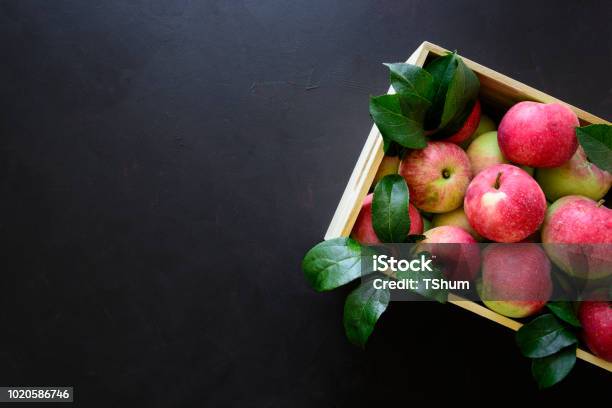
372, 156, 400, 186
536, 146, 612, 201
541, 195, 612, 279
464, 164, 546, 242
419, 226, 480, 281
351, 193, 423, 245
443, 100, 481, 144
480, 244, 552, 318
579, 300, 612, 362
498, 101, 579, 168
461, 114, 496, 148
466, 132, 533, 177
399, 142, 472, 213
466, 131, 509, 175
431, 206, 483, 241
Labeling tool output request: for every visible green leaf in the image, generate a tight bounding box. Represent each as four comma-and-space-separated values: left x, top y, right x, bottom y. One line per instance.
383, 138, 391, 154
384, 63, 434, 121
439, 57, 479, 129
547, 302, 581, 328
343, 278, 390, 347
424, 53, 480, 132
427, 99, 475, 140
369, 94, 428, 149
372, 175, 410, 243
531, 345, 576, 389
516, 314, 577, 358
370, 64, 436, 150
302, 237, 362, 292
385, 63, 435, 103
424, 53, 459, 129
576, 124, 612, 172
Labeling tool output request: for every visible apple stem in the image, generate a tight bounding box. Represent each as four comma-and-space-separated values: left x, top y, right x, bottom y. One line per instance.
494, 172, 502, 189
597, 199, 605, 208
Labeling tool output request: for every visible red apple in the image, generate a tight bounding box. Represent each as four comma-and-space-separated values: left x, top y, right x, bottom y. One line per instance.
399, 142, 472, 213
419, 226, 480, 281
351, 193, 423, 245
541, 195, 612, 279
480, 244, 552, 318
498, 101, 579, 168
464, 164, 546, 242
443, 100, 481, 144
579, 300, 612, 362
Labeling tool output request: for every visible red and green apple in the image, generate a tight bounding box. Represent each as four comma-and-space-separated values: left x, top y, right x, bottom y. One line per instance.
399, 142, 472, 213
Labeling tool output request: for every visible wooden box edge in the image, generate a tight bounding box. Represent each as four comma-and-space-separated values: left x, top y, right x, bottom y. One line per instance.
324, 41, 612, 372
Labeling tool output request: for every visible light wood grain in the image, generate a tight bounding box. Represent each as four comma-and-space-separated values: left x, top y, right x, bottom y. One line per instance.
420, 42, 610, 126
325, 41, 612, 372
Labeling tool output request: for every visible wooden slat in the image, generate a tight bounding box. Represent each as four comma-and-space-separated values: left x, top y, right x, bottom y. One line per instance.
324, 42, 430, 240
325, 41, 612, 372
448, 294, 612, 372
421, 42, 610, 126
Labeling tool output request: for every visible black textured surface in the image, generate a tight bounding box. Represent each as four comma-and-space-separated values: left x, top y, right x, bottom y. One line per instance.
0, 1, 611, 406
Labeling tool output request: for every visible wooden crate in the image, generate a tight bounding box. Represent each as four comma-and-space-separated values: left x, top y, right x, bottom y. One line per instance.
325, 41, 612, 372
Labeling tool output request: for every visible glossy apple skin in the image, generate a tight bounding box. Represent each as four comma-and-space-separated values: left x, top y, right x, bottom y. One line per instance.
399, 142, 472, 213
498, 101, 579, 168
443, 100, 481, 144
372, 156, 400, 187
464, 164, 546, 242
461, 114, 496, 148
419, 226, 480, 281
467, 131, 509, 175
579, 301, 612, 362
480, 244, 552, 318
536, 146, 612, 201
541, 196, 612, 279
351, 193, 423, 245
432, 206, 483, 241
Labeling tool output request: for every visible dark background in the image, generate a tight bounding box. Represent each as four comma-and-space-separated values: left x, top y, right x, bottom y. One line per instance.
0, 0, 610, 406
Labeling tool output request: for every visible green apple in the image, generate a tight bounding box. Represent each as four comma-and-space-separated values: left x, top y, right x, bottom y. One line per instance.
535, 146, 612, 201
372, 155, 400, 187
466, 131, 508, 175
461, 114, 496, 148
432, 206, 483, 241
